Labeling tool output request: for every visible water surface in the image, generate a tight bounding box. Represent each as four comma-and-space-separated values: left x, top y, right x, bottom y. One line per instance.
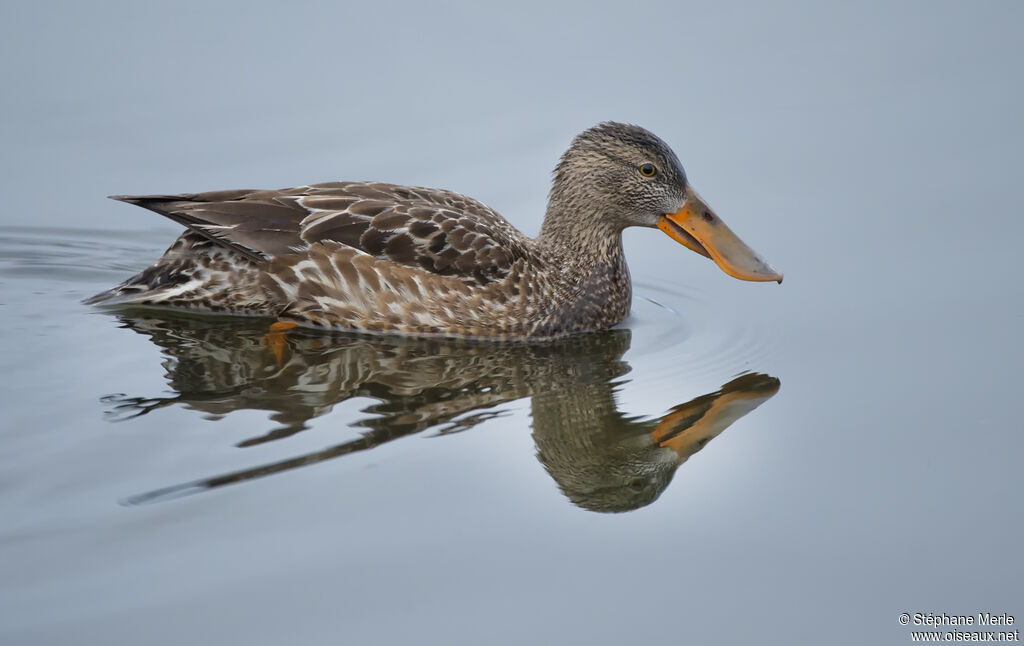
2, 2, 1022, 644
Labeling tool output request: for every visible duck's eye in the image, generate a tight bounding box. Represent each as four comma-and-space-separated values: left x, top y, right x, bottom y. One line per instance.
639, 163, 657, 177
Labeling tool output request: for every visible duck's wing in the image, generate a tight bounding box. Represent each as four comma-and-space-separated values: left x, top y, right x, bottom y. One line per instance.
109, 189, 307, 262
111, 181, 534, 286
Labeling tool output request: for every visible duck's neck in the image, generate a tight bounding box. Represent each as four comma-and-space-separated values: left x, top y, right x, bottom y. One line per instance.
537, 198, 624, 261
534, 200, 632, 333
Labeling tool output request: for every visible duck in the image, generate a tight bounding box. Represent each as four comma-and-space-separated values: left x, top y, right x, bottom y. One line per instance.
86, 122, 782, 339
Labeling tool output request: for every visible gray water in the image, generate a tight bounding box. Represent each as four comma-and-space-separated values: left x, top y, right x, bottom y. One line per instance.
2, 1, 1022, 644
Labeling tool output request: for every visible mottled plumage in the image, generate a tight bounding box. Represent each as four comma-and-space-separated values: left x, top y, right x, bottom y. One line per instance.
87, 122, 781, 338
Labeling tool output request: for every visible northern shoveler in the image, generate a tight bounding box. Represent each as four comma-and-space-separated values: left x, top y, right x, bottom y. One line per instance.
87, 122, 781, 338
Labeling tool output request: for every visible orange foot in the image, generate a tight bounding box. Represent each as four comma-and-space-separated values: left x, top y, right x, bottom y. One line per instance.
265, 320, 298, 366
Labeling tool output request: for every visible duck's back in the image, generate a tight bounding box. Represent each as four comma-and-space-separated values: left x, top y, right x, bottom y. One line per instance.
86, 182, 551, 335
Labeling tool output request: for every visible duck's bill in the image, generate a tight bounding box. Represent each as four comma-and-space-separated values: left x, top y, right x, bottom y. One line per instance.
657, 186, 783, 283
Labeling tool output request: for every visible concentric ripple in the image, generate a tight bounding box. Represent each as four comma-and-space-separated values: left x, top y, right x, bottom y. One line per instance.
629, 278, 777, 383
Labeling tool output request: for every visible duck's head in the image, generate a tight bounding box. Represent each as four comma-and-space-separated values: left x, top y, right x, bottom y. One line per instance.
547, 122, 782, 283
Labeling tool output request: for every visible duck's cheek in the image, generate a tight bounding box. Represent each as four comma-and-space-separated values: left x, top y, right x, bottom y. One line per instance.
618, 210, 662, 229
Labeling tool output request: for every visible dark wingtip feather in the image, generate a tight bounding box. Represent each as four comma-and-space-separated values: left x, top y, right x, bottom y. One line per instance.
108, 194, 184, 205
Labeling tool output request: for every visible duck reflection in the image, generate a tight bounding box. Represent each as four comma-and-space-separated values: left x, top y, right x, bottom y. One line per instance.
107, 312, 779, 512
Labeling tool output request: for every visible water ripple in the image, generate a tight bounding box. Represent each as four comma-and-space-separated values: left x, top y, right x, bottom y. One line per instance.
631, 279, 775, 382
0, 226, 170, 280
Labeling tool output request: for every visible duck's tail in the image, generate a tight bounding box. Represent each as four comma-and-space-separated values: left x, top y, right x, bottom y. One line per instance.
84, 231, 274, 316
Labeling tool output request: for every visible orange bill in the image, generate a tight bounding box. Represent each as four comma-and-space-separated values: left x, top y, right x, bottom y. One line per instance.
657, 186, 783, 283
